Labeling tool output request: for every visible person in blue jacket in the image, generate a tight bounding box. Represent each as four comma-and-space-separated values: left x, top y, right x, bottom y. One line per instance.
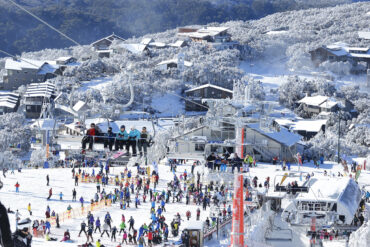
128, 127, 141, 156
115, 125, 129, 151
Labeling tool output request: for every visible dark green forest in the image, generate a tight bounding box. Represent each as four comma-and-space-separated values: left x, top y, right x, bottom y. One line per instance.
0, 0, 364, 56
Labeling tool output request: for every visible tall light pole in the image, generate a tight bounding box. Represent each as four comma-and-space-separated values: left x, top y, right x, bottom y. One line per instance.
337, 112, 341, 164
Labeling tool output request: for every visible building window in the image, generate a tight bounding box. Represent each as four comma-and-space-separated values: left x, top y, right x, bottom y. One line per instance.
195, 144, 205, 151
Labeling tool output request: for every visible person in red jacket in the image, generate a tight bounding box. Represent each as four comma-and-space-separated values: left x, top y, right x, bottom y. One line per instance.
82, 123, 97, 151
147, 230, 153, 247
15, 182, 20, 192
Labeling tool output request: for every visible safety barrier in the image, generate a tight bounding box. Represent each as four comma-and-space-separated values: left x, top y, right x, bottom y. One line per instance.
48, 199, 112, 226
76, 173, 156, 186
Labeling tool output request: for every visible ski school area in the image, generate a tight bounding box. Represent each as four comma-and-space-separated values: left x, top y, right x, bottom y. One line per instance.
0, 134, 369, 247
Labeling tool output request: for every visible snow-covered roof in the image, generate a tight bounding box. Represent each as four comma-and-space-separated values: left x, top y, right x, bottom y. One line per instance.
32, 118, 56, 130
319, 99, 337, 109
56, 56, 74, 62
0, 92, 19, 109
247, 123, 302, 147
298, 95, 328, 107
169, 40, 186, 47
141, 38, 154, 45
157, 58, 193, 67
72, 100, 87, 112
38, 63, 59, 75
91, 33, 125, 46
178, 26, 229, 39
185, 83, 233, 94
24, 82, 55, 98
323, 42, 370, 58
5, 58, 45, 71
295, 177, 361, 223
119, 43, 147, 54
148, 42, 166, 48
275, 118, 328, 133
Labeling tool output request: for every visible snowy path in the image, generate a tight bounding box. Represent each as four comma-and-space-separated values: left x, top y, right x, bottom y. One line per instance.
1, 159, 369, 246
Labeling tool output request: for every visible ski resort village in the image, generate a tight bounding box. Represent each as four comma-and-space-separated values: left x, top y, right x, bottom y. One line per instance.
0, 1, 369, 247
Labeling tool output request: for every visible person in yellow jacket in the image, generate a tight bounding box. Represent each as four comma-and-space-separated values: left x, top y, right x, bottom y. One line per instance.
244, 155, 254, 167
27, 203, 32, 216
96, 239, 101, 247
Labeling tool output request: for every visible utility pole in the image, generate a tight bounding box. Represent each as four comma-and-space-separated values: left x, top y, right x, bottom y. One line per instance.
337, 113, 341, 164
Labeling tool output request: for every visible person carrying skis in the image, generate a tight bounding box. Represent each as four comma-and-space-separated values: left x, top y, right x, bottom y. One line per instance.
115, 125, 129, 151
128, 127, 141, 156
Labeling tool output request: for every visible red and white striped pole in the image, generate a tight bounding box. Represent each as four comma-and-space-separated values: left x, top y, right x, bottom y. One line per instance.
230, 174, 245, 247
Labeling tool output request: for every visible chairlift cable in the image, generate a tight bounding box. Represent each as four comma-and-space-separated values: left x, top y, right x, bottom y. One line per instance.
7, 0, 81, 46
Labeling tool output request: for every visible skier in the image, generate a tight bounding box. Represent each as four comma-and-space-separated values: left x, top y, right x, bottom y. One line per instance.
128, 216, 135, 232
80, 196, 84, 207
128, 127, 141, 156
82, 123, 98, 151
111, 226, 117, 241
27, 203, 32, 216
196, 208, 200, 221
101, 222, 110, 237
138, 126, 151, 157
115, 125, 129, 151
104, 127, 115, 151
15, 181, 20, 193
46, 174, 49, 186
72, 188, 77, 201
87, 222, 94, 242
59, 192, 63, 200
78, 221, 87, 237
47, 188, 52, 200
75, 174, 79, 186
95, 217, 101, 233
186, 210, 191, 220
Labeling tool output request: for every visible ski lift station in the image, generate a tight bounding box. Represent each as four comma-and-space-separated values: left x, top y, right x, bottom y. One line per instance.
283, 177, 362, 226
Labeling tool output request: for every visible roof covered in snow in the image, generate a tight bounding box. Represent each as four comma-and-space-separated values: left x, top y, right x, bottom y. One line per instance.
295, 177, 361, 223
322, 42, 370, 59
91, 33, 125, 46
5, 58, 45, 71
178, 26, 229, 39
0, 92, 19, 109
169, 40, 187, 47
32, 118, 56, 130
185, 83, 233, 94
298, 95, 328, 106
274, 118, 328, 133
24, 82, 55, 98
119, 43, 148, 54
72, 100, 87, 112
157, 58, 193, 67
246, 123, 302, 147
